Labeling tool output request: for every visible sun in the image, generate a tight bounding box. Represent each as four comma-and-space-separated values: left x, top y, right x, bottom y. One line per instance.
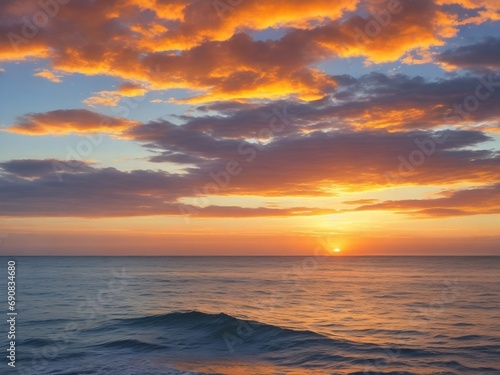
333, 248, 341, 253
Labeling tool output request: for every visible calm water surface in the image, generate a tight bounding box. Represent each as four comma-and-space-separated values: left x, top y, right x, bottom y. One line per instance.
2, 256, 499, 374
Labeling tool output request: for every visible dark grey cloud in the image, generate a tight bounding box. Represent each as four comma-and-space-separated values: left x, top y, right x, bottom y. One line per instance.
148, 152, 210, 165
140, 73, 500, 142
0, 159, 93, 178
0, 159, 336, 217
1, 122, 498, 217
438, 37, 500, 70
128, 120, 498, 195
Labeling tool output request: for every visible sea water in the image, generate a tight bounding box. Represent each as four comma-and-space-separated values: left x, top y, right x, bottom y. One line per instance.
2, 256, 499, 374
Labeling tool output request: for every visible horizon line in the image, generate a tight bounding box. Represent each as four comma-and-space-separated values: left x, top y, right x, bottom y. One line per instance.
1, 255, 499, 257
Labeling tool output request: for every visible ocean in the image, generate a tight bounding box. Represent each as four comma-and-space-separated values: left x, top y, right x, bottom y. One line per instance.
2, 256, 499, 375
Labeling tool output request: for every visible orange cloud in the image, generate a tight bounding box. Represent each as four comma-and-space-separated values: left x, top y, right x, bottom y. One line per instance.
125, 0, 186, 21
33, 69, 62, 83
327, 0, 459, 64
145, 0, 359, 51
83, 94, 122, 107
354, 184, 500, 217
6, 109, 139, 135
0, 0, 497, 102
117, 82, 148, 96
84, 82, 148, 107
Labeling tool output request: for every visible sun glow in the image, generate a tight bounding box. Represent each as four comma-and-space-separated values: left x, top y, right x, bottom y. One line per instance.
333, 248, 341, 253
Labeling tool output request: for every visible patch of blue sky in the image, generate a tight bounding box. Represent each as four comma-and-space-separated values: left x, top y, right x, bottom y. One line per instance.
0, 60, 118, 124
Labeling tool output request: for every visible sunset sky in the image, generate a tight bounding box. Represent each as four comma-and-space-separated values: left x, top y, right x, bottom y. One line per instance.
0, 0, 499, 255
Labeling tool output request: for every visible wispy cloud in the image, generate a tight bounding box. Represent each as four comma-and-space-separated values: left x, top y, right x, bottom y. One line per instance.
33, 69, 63, 83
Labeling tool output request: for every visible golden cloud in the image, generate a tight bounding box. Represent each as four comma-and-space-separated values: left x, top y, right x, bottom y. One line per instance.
0, 0, 498, 102
6, 109, 139, 135
33, 69, 62, 83
83, 82, 148, 107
